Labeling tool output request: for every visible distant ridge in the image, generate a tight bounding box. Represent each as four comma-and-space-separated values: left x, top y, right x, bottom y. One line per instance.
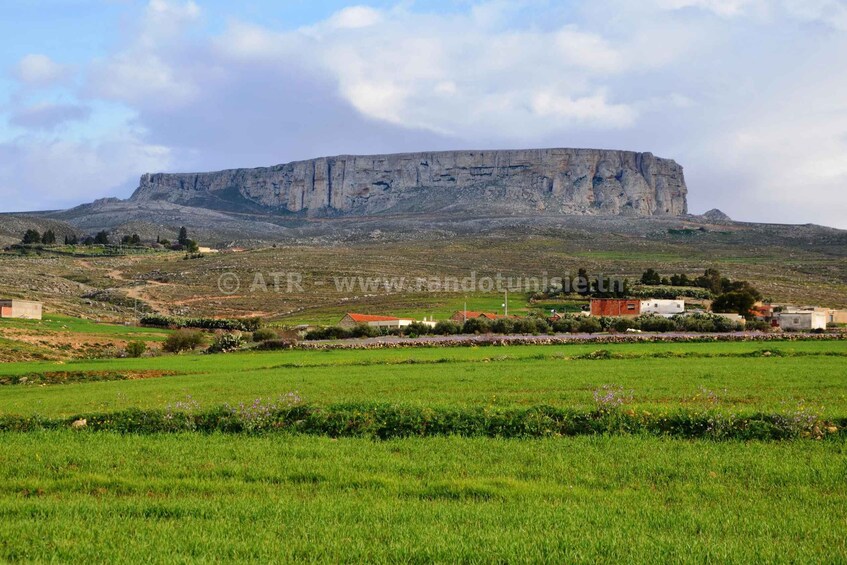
130, 148, 688, 218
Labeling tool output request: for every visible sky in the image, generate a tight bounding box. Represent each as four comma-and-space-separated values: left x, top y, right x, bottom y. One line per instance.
1, 0, 846, 228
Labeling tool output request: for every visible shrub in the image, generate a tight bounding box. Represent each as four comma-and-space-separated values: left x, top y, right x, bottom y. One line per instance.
636, 315, 677, 333
141, 314, 261, 332
433, 321, 461, 335
609, 317, 637, 333
125, 341, 147, 358
163, 330, 206, 353
462, 318, 491, 334
576, 317, 602, 334
251, 328, 278, 342
207, 333, 244, 354
404, 321, 434, 336
551, 317, 578, 333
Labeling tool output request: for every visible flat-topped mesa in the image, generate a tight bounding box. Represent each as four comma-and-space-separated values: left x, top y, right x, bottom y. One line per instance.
131, 148, 688, 217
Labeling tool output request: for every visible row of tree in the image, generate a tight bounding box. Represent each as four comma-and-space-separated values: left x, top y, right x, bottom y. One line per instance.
20, 226, 198, 252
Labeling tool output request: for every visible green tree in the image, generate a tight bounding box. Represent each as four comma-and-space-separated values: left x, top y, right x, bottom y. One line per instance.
41, 230, 56, 245
640, 268, 662, 285
178, 226, 189, 245
93, 231, 110, 245
712, 291, 758, 318
575, 268, 591, 297
695, 268, 723, 294
22, 229, 41, 244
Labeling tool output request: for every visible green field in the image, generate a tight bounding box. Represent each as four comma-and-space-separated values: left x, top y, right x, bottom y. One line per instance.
1, 340, 845, 417
1, 340, 846, 561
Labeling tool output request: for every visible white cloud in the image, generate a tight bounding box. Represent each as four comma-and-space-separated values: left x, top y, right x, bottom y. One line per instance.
9, 104, 92, 131
326, 6, 383, 30
531, 91, 637, 128
655, 0, 762, 17
782, 0, 847, 31
0, 131, 171, 212
14, 54, 71, 87
3, 0, 847, 228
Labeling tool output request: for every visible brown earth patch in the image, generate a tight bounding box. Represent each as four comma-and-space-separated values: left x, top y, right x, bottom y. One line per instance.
1, 369, 180, 386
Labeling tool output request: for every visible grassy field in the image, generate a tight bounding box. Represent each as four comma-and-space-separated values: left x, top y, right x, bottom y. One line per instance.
1, 341, 846, 561
0, 314, 171, 362
0, 433, 845, 562
0, 340, 845, 417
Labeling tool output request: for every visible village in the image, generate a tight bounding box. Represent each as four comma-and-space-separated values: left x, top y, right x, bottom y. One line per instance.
336, 298, 847, 335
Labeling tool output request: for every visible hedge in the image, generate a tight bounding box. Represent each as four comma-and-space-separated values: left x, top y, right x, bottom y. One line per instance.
1, 404, 843, 441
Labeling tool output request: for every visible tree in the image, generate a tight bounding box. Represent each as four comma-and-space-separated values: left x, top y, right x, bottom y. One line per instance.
575, 268, 591, 296
184, 239, 199, 253
41, 230, 56, 245
93, 230, 110, 245
178, 226, 189, 246
64, 234, 79, 245
640, 268, 662, 286
22, 229, 41, 244
712, 291, 758, 318
695, 268, 723, 294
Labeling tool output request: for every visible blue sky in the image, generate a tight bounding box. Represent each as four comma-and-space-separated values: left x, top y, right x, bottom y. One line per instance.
2, 0, 846, 227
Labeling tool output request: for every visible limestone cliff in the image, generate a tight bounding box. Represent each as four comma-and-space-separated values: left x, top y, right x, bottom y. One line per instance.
130, 148, 688, 217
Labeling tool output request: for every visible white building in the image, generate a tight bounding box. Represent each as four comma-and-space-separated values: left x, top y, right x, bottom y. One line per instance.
640, 299, 685, 317
776, 311, 828, 331
0, 299, 42, 320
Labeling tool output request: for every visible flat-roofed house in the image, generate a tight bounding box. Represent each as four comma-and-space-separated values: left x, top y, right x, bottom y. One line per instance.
338, 313, 415, 329
828, 310, 847, 325
776, 310, 828, 331
0, 299, 42, 320
590, 299, 641, 317
640, 299, 685, 317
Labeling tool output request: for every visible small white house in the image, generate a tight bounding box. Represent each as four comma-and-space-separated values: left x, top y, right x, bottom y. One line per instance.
0, 299, 42, 320
776, 311, 828, 331
338, 313, 416, 329
640, 299, 685, 317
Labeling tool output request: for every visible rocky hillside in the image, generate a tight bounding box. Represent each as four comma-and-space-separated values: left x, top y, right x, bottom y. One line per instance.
130, 148, 688, 217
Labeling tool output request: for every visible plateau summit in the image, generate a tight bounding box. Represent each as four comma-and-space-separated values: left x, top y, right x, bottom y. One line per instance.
131, 148, 688, 218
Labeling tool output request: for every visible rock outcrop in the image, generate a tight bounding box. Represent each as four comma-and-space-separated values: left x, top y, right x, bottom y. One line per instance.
130, 148, 688, 217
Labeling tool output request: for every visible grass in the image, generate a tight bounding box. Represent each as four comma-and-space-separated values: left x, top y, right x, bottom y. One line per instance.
1, 341, 846, 560
0, 432, 844, 562
0, 340, 845, 417
0, 314, 170, 342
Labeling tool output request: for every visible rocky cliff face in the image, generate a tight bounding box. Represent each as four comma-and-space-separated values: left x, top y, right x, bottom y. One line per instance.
131, 148, 688, 217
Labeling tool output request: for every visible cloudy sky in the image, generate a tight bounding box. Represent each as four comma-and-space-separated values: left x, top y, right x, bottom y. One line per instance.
2, 0, 846, 227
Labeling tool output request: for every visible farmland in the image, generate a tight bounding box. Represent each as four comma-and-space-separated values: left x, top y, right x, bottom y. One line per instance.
0, 340, 846, 560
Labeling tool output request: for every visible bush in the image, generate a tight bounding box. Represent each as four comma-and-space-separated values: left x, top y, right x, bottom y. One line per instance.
462, 318, 491, 334
433, 321, 461, 335
636, 315, 677, 333
251, 328, 278, 342
576, 317, 602, 334
141, 314, 261, 332
609, 317, 637, 333
125, 341, 147, 358
551, 317, 578, 333
404, 321, 434, 337
207, 333, 244, 354
163, 330, 206, 353
672, 313, 737, 333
